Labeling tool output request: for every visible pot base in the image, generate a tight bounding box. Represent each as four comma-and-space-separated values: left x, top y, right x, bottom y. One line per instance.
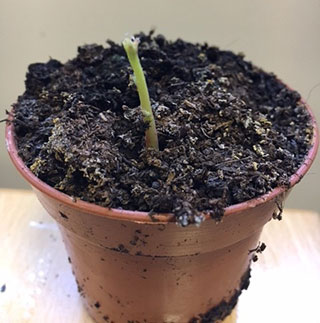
189, 268, 250, 323
79, 267, 250, 323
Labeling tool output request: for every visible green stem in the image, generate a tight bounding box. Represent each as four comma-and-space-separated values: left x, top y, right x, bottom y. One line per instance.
123, 36, 159, 151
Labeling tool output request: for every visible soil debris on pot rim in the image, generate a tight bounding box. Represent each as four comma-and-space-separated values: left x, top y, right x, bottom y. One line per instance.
12, 31, 313, 226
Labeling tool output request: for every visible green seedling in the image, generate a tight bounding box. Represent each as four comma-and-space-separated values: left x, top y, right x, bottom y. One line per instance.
123, 36, 159, 151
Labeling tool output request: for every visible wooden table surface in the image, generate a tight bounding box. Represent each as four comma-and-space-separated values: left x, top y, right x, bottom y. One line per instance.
0, 189, 319, 323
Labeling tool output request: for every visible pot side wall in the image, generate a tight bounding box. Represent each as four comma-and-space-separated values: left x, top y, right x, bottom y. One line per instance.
32, 186, 280, 322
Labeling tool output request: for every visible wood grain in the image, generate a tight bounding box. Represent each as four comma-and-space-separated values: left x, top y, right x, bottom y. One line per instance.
0, 189, 319, 323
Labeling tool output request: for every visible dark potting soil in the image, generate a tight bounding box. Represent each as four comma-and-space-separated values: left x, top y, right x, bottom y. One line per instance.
12, 31, 313, 226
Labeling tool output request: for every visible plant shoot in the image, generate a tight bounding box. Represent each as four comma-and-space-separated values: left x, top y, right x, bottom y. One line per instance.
122, 36, 159, 150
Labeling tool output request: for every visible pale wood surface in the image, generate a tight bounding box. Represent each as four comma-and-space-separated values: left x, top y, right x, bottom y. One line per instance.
0, 189, 319, 323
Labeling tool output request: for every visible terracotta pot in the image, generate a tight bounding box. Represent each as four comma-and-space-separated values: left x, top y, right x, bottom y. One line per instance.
5, 100, 318, 323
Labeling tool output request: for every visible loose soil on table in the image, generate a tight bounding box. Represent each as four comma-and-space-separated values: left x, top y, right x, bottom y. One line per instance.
12, 31, 313, 226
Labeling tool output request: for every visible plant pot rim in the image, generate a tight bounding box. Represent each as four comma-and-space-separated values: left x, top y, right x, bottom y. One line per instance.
5, 96, 319, 224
